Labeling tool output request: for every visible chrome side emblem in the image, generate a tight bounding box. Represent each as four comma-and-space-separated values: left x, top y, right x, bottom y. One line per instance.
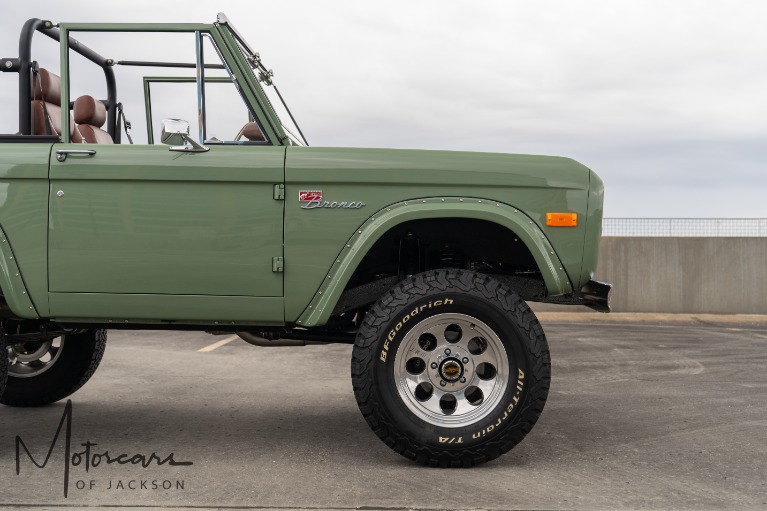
299, 189, 366, 210
298, 190, 322, 202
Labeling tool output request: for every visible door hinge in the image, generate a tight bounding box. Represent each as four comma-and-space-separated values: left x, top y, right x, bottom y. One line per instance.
273, 184, 285, 200
272, 256, 284, 272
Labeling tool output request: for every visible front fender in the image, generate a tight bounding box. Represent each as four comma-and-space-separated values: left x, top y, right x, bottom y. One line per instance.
296, 197, 573, 327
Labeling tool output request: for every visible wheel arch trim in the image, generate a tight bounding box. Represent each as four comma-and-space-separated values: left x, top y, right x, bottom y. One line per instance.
0, 224, 40, 319
296, 197, 572, 327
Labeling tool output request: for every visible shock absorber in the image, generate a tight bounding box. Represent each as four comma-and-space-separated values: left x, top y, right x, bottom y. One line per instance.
429, 243, 466, 269
398, 232, 421, 279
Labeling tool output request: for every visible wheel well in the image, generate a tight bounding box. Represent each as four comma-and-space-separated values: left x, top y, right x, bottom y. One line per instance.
329, 218, 546, 321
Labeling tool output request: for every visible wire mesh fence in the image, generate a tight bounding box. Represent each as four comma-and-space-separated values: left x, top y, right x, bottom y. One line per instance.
602, 218, 767, 237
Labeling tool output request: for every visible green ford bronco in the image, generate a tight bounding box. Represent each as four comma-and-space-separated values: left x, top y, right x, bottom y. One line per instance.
0, 14, 610, 467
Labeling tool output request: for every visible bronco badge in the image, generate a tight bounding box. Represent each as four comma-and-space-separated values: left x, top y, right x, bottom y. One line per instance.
298, 190, 322, 202
299, 190, 366, 210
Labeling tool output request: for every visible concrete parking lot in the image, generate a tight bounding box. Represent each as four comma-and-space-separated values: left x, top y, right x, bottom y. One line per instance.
1, 313, 766, 510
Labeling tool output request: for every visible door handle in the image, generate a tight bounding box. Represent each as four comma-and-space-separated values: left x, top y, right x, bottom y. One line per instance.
56, 149, 97, 162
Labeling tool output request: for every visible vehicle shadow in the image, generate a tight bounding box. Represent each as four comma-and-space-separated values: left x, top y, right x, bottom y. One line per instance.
0, 397, 550, 469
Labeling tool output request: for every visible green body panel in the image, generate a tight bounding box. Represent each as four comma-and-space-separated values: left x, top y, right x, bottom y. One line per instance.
49, 293, 283, 325
581, 170, 605, 284
0, 144, 52, 318
0, 225, 40, 319
296, 198, 570, 327
0, 18, 606, 325
284, 147, 592, 323
48, 144, 285, 320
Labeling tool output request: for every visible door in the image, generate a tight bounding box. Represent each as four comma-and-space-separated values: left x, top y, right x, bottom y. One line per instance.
48, 144, 285, 322
46, 28, 290, 322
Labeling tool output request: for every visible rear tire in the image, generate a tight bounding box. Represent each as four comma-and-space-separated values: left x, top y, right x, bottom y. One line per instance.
352, 269, 550, 467
1, 329, 107, 407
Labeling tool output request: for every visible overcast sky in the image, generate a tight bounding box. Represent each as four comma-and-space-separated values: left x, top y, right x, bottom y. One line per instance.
1, 1, 765, 218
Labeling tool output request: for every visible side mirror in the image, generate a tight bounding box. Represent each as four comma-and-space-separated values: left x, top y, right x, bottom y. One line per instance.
160, 119, 190, 145
160, 119, 209, 153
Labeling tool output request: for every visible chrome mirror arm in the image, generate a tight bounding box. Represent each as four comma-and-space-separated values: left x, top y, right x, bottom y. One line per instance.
169, 133, 209, 153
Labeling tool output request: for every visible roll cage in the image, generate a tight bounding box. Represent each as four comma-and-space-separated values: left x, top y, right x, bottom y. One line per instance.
0, 13, 305, 146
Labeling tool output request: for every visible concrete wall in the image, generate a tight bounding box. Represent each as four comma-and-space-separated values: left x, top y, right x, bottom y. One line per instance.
536, 237, 767, 314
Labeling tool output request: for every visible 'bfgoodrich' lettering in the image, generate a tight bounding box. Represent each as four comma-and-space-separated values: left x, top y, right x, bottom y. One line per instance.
379, 298, 454, 362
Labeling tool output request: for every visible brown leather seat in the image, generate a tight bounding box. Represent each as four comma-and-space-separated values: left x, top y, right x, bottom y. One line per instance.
239, 122, 265, 142
73, 95, 113, 144
31, 68, 75, 138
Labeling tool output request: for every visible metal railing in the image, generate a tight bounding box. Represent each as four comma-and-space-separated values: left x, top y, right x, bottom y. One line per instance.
602, 218, 767, 237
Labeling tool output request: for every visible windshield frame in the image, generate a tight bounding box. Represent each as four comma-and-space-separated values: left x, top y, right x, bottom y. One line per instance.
214, 15, 308, 146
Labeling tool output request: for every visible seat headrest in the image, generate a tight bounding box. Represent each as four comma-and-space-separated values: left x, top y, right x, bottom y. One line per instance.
31, 68, 61, 106
74, 95, 107, 127
241, 122, 265, 142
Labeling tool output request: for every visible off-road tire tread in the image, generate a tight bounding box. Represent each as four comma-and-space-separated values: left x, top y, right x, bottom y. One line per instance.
352, 269, 550, 467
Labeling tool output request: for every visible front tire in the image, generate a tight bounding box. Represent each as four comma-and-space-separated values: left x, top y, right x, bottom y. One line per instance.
352, 269, 550, 467
1, 329, 107, 407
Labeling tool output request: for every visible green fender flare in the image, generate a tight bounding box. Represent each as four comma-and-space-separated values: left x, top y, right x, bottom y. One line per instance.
296, 197, 572, 327
0, 225, 40, 319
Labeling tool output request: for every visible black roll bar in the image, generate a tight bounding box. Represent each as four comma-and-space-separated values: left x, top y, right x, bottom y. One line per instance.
117, 60, 226, 70
11, 18, 118, 141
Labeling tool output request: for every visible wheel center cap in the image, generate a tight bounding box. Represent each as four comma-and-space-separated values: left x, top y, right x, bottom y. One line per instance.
439, 358, 464, 382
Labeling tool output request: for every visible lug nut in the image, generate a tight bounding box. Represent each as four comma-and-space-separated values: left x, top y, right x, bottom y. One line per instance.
460, 377, 466, 383
444, 348, 451, 355
430, 362, 438, 369
440, 380, 447, 387
462, 357, 469, 364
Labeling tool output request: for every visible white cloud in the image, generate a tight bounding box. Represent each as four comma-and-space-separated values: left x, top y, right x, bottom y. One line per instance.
1, 1, 765, 217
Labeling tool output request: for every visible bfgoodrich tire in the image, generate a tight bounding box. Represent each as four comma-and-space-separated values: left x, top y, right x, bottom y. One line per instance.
352, 269, 550, 467
1, 329, 107, 407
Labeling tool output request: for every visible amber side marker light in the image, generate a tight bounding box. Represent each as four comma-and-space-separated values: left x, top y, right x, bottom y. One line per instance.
546, 213, 578, 227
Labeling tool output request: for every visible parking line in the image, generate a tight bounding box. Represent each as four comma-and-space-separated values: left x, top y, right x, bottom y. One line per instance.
198, 335, 239, 352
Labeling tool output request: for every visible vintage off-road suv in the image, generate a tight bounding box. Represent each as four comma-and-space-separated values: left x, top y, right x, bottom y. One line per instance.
0, 14, 610, 467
